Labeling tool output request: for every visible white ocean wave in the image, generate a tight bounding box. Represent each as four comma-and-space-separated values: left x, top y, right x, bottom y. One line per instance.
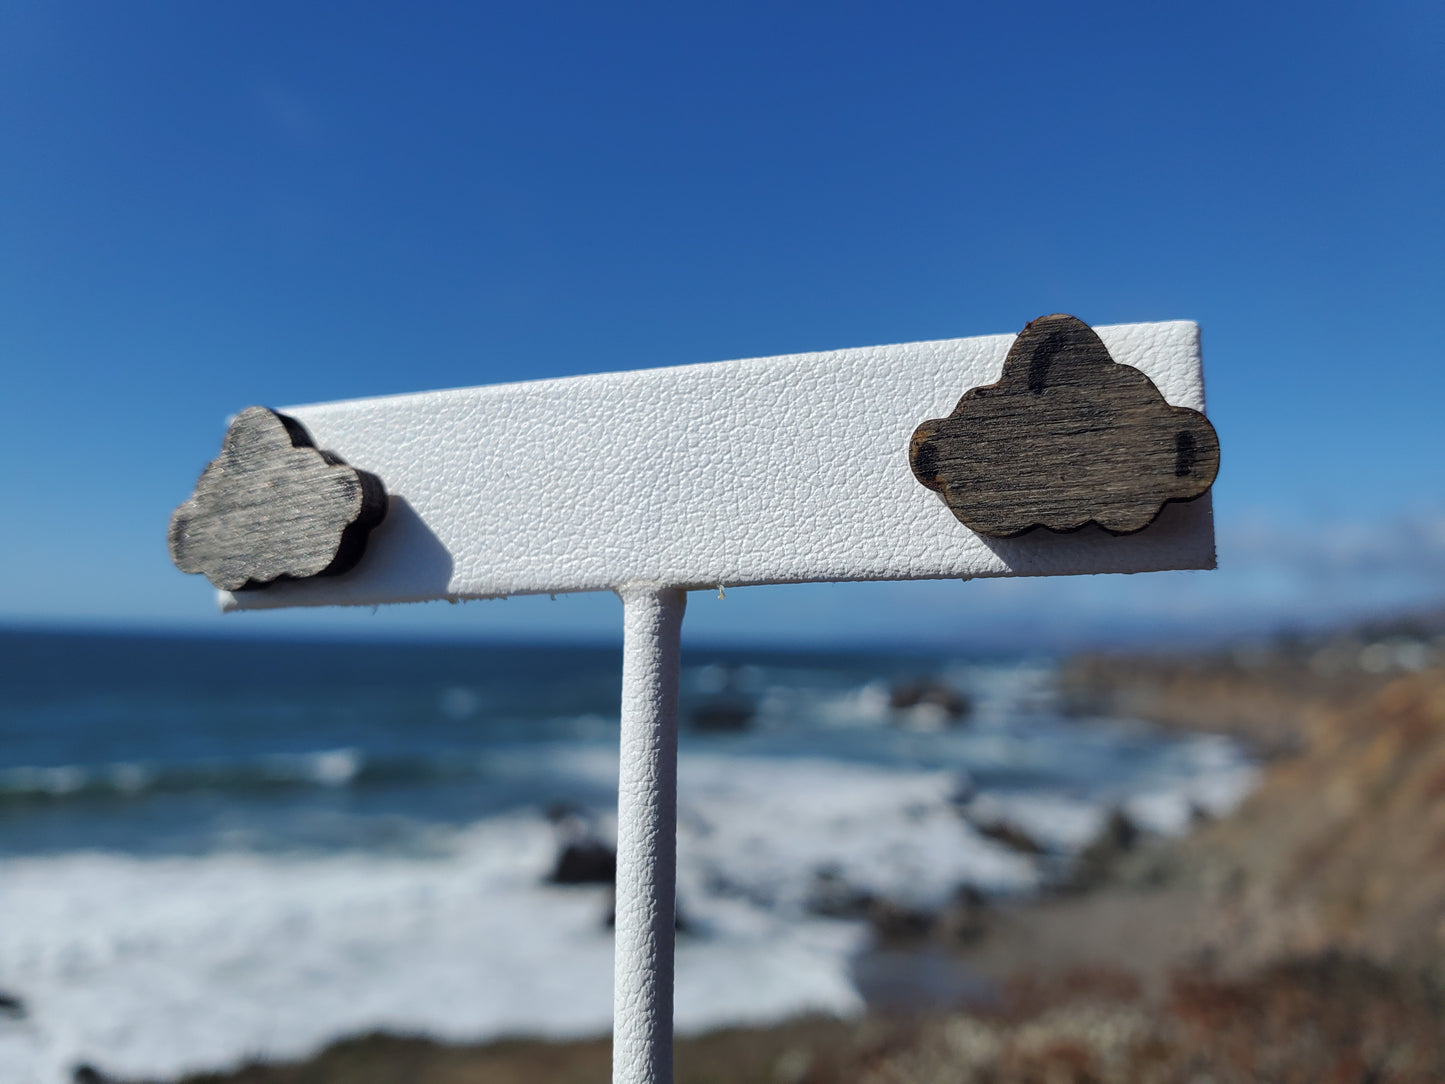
0, 740, 1257, 1083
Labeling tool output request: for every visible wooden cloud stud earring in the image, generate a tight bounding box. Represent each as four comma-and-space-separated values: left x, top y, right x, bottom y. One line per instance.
909, 314, 1219, 537
169, 407, 389, 591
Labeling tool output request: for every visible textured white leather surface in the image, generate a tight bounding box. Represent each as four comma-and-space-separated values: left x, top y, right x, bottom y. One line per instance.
612, 587, 685, 1084
223, 320, 1214, 611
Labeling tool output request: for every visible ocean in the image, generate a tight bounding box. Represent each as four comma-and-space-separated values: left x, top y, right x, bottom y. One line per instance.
0, 629, 1256, 1083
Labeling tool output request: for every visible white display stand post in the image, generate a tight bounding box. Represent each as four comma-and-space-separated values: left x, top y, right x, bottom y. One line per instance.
171, 317, 1218, 1084
614, 587, 686, 1084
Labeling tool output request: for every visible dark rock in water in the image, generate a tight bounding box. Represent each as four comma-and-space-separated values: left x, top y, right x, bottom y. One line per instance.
688, 664, 756, 732
0, 991, 24, 1019
544, 800, 586, 824
72, 1067, 109, 1084
934, 885, 989, 947
865, 898, 936, 945
804, 867, 875, 919
888, 679, 971, 722
806, 869, 937, 943
1095, 807, 1140, 853
549, 839, 617, 885
1069, 807, 1141, 889
808, 870, 988, 948
544, 802, 617, 885
948, 774, 977, 807
690, 697, 755, 733
969, 816, 1045, 856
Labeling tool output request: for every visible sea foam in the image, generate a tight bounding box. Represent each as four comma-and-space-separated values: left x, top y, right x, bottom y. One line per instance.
0, 740, 1255, 1083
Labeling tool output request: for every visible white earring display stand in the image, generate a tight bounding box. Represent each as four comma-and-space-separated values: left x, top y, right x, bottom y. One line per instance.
187, 320, 1216, 1084
614, 586, 686, 1084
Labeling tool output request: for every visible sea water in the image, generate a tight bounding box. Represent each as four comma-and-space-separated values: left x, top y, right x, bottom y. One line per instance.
0, 630, 1256, 1083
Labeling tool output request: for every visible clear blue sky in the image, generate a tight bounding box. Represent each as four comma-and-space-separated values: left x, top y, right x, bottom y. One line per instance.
2, 2, 1441, 648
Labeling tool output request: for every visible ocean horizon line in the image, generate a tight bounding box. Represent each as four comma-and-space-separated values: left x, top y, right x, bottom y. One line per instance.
0, 619, 1056, 660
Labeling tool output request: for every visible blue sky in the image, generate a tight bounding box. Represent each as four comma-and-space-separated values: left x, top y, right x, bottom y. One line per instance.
2, 2, 1442, 648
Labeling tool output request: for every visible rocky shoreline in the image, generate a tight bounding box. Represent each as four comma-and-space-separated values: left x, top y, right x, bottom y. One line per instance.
135, 637, 1445, 1083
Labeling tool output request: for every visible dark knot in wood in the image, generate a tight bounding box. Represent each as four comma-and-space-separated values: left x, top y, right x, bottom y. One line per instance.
169, 407, 388, 591
910, 314, 1219, 537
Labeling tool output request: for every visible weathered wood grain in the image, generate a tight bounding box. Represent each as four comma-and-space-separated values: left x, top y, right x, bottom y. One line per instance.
909, 314, 1219, 537
168, 407, 388, 591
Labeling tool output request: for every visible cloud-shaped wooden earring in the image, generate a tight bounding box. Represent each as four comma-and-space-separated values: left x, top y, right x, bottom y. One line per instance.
169, 407, 388, 590
910, 314, 1219, 537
